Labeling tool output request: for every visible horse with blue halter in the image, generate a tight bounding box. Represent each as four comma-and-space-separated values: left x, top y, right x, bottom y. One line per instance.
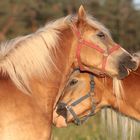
54, 55, 140, 139
0, 6, 138, 140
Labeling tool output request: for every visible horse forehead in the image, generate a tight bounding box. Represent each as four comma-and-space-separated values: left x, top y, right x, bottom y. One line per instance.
71, 73, 90, 82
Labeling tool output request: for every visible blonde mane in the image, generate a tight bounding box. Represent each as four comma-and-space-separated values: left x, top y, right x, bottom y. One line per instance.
0, 18, 67, 93
0, 14, 111, 94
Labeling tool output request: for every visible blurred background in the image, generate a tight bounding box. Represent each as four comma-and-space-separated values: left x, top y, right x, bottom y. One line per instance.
0, 0, 140, 140
0, 0, 140, 52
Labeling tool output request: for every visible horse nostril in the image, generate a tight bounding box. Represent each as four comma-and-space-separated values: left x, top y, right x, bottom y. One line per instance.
56, 102, 67, 118
120, 54, 137, 70
57, 102, 66, 110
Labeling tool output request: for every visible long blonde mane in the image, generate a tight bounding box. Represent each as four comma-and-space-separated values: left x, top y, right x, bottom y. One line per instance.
0, 14, 111, 94
0, 18, 67, 93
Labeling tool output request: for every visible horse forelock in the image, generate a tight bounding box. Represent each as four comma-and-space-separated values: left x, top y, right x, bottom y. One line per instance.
65, 14, 111, 39
86, 15, 111, 38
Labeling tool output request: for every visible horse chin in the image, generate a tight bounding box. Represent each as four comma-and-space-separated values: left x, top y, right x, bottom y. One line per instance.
53, 115, 67, 128
53, 111, 67, 128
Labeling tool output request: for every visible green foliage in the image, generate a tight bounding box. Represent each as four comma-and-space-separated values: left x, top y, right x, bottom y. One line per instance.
52, 112, 140, 140
86, 0, 140, 52
52, 113, 108, 140
0, 0, 140, 52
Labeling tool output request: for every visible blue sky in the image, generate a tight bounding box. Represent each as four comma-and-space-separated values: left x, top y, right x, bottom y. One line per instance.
134, 0, 140, 9
134, 0, 140, 4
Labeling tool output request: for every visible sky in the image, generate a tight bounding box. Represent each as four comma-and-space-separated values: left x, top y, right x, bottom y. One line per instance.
134, 0, 140, 9
134, 0, 140, 4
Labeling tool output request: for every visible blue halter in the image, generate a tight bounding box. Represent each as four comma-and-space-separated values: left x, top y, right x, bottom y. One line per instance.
62, 74, 96, 125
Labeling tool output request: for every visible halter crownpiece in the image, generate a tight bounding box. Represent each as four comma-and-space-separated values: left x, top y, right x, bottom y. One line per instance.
71, 24, 120, 72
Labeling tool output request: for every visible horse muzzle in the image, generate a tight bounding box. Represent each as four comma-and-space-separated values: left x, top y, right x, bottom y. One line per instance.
118, 54, 138, 79
56, 102, 68, 119
53, 102, 68, 128
55, 102, 80, 125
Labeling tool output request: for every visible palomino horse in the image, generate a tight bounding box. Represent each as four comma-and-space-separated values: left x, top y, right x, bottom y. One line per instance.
0, 5, 138, 140
54, 58, 140, 128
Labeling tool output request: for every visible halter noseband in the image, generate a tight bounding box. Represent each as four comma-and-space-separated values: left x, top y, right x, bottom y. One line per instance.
61, 74, 96, 125
71, 24, 120, 72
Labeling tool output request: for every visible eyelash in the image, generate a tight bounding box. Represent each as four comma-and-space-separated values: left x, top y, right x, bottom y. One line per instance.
97, 32, 105, 39
69, 79, 78, 86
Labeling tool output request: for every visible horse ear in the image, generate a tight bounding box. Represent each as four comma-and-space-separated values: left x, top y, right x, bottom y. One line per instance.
78, 5, 86, 21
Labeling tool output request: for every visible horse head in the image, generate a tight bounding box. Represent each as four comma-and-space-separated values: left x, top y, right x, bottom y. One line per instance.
53, 70, 112, 127
53, 61, 140, 127
68, 6, 138, 79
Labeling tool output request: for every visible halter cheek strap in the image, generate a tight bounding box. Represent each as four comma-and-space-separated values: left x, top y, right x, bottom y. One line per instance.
101, 44, 121, 71
60, 74, 96, 125
71, 24, 120, 72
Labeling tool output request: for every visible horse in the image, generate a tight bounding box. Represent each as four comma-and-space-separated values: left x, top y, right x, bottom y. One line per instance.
53, 57, 140, 128
0, 5, 138, 140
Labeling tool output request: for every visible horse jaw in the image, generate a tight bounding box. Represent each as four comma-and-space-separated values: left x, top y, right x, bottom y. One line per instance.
53, 109, 67, 128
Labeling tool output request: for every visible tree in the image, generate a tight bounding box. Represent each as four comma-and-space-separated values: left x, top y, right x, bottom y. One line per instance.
0, 0, 139, 52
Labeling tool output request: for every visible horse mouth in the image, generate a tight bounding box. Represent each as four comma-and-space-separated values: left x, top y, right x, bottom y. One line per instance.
117, 54, 139, 79
117, 64, 135, 79
53, 115, 67, 128
53, 108, 68, 128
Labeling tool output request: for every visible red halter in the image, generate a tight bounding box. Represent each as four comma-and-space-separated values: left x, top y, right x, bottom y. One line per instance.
72, 24, 120, 72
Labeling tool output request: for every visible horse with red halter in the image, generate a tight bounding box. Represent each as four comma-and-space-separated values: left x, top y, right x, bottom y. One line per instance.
0, 6, 138, 140
54, 56, 140, 128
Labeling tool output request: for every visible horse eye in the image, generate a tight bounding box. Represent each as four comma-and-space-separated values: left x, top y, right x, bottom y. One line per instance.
97, 32, 105, 39
69, 79, 78, 86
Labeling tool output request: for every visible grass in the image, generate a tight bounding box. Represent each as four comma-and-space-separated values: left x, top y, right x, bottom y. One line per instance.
52, 112, 140, 140
53, 113, 111, 140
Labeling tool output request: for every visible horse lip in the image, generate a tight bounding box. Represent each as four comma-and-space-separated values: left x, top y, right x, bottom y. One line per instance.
54, 115, 68, 128
53, 108, 68, 128
117, 69, 128, 80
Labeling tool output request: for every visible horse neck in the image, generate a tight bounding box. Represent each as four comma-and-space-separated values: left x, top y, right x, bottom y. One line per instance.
29, 27, 76, 114
102, 76, 140, 120
122, 66, 140, 113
